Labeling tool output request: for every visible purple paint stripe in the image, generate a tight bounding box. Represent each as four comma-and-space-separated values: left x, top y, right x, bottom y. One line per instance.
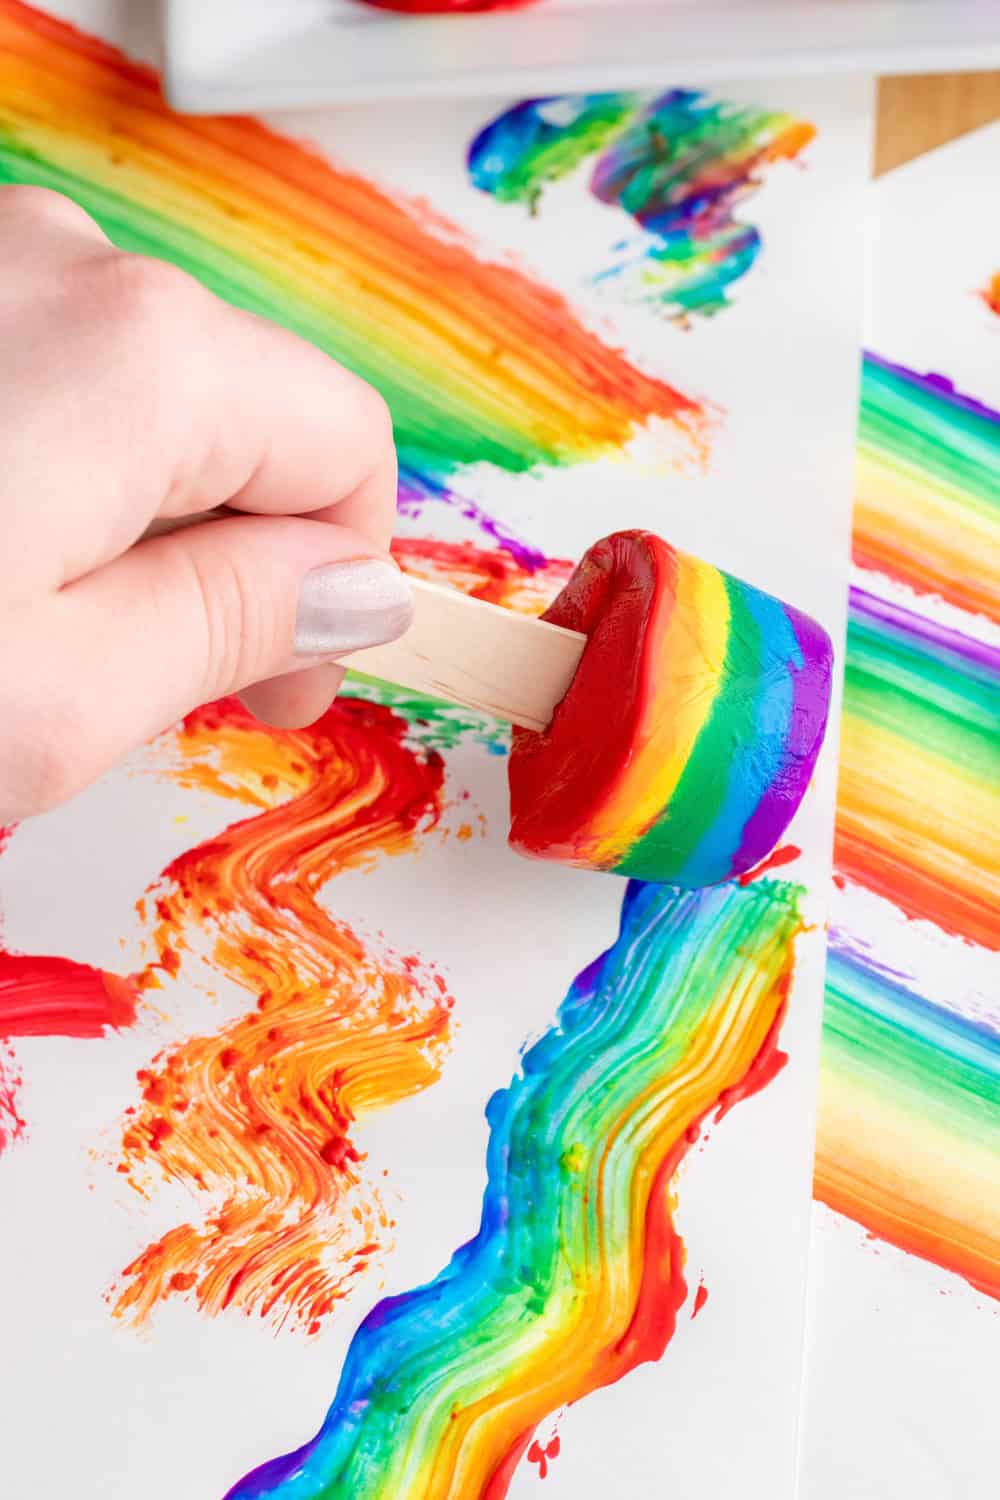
849, 585, 1000, 677
864, 350, 1000, 426
729, 603, 834, 874
397, 465, 548, 573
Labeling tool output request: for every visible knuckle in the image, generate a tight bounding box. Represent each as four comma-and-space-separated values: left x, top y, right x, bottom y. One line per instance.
89, 253, 206, 348
0, 184, 100, 239
174, 540, 261, 699
0, 688, 93, 819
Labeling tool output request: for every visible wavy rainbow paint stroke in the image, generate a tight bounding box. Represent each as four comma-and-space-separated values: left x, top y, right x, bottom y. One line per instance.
816, 935, 999, 1298
836, 586, 1000, 950
853, 354, 1000, 624
110, 696, 453, 1334
0, 0, 703, 568
469, 90, 815, 320
228, 877, 804, 1500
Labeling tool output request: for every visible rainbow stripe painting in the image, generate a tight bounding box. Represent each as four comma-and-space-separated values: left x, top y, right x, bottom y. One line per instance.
0, 0, 704, 568
853, 355, 1000, 625
816, 355, 1000, 1296
469, 89, 815, 320
227, 878, 804, 1500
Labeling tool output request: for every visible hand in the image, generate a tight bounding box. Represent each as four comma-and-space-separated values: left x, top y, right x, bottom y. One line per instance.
0, 187, 412, 823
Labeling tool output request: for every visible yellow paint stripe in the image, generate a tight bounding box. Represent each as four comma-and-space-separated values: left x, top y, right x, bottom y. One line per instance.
587, 556, 731, 864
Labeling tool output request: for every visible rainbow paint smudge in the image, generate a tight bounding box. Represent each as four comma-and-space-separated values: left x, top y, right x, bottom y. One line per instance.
0, 1, 704, 567
816, 934, 999, 1298
469, 90, 815, 320
853, 354, 1000, 625
980, 271, 1000, 317
110, 696, 454, 1334
836, 586, 1000, 951
227, 877, 804, 1499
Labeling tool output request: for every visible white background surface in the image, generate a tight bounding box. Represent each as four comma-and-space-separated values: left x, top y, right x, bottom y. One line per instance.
0, 15, 872, 1497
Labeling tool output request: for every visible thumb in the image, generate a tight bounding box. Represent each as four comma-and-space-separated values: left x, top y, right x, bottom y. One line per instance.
25, 514, 413, 811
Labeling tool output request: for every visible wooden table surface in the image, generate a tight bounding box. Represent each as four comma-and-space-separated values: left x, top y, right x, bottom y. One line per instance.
875, 71, 1000, 174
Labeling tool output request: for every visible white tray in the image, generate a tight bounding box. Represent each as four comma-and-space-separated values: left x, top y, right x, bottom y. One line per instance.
163, 0, 1000, 113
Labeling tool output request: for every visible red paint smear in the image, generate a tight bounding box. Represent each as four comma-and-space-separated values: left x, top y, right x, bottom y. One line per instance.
392, 537, 572, 615
110, 696, 454, 1333
0, 953, 138, 1038
0, 822, 142, 1155
737, 843, 801, 885
834, 828, 999, 951
714, 989, 790, 1123
692, 1282, 709, 1318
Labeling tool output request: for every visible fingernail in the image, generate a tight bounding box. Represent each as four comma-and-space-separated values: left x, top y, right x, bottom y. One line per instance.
294, 559, 413, 657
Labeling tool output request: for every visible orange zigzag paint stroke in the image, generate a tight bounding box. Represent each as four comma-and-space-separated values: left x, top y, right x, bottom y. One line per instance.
111, 696, 453, 1335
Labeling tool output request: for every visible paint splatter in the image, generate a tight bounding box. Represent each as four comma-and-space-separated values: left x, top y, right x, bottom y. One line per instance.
110, 697, 454, 1334
853, 355, 1000, 624
816, 935, 999, 1298
0, 1, 705, 568
836, 587, 1000, 950
692, 1282, 709, 1317
469, 90, 815, 320
226, 878, 804, 1499
980, 272, 1000, 317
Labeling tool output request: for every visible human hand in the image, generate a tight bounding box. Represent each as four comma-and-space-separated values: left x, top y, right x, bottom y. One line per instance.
0, 186, 412, 823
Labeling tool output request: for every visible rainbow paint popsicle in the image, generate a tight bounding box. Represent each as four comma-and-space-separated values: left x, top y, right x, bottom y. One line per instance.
509, 531, 833, 886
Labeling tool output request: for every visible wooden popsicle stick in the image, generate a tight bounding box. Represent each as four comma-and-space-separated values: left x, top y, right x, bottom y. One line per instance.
342, 577, 585, 733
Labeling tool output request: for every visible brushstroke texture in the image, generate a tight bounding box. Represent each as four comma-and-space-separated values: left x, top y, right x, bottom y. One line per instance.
469, 89, 814, 320
853, 355, 1000, 623
0, 0, 704, 568
816, 935, 1000, 1298
111, 697, 453, 1334
228, 878, 804, 1499
835, 586, 1000, 950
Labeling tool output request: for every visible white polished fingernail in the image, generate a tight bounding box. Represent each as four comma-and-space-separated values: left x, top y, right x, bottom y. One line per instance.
294, 560, 413, 657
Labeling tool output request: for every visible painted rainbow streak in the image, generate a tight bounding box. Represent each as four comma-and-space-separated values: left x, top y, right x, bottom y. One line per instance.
111, 697, 453, 1335
0, 0, 703, 566
816, 935, 1000, 1298
469, 90, 814, 320
835, 586, 1000, 950
854, 354, 1000, 623
227, 877, 804, 1500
